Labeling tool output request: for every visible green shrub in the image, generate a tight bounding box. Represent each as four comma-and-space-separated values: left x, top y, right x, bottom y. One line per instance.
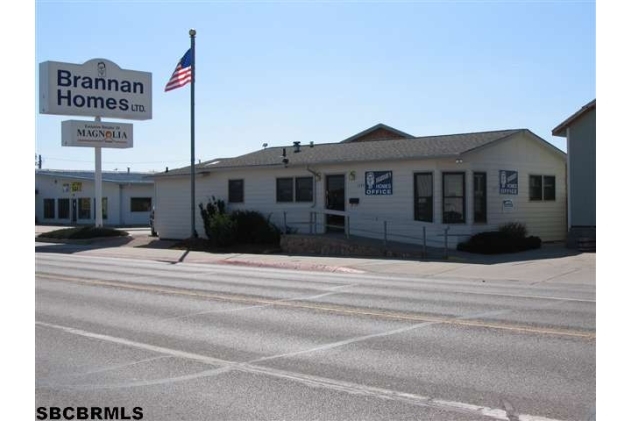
199, 196, 229, 241
198, 200, 281, 248
37, 226, 128, 240
208, 213, 237, 247
457, 230, 541, 254
232, 210, 281, 245
498, 221, 528, 239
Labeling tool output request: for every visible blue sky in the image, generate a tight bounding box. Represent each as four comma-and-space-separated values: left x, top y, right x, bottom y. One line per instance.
34, 0, 595, 173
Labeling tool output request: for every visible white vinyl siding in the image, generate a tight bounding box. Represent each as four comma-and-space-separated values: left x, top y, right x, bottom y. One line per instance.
153, 131, 566, 246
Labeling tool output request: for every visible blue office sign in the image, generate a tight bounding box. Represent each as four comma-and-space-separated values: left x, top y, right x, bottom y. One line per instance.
365, 171, 393, 195
499, 170, 518, 195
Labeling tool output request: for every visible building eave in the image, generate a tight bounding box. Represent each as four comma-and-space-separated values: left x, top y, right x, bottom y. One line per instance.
552, 99, 596, 137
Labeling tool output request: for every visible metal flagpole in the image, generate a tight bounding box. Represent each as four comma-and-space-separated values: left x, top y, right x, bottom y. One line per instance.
190, 29, 197, 238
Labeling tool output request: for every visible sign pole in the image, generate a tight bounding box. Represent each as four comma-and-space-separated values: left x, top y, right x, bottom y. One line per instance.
95, 116, 103, 227
190, 29, 197, 238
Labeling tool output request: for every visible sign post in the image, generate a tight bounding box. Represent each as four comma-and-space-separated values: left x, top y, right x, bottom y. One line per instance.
40, 58, 152, 228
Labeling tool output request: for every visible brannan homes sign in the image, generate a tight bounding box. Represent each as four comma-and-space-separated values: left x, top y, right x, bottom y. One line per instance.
39, 59, 152, 120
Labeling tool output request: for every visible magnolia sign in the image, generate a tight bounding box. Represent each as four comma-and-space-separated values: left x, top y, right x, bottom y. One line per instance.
62, 120, 133, 148
40, 59, 152, 120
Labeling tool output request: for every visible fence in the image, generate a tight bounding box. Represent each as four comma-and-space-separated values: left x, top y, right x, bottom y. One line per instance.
260, 207, 472, 258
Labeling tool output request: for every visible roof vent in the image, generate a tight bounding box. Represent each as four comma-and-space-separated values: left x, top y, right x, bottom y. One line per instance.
293, 141, 301, 153
281, 148, 289, 166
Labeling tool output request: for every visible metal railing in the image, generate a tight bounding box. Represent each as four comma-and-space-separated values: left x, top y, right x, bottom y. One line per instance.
268, 207, 471, 259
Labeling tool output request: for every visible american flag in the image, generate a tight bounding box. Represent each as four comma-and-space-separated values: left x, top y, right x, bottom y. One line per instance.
165, 49, 192, 92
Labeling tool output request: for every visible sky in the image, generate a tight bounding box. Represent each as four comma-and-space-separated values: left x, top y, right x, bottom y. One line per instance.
33, 0, 596, 173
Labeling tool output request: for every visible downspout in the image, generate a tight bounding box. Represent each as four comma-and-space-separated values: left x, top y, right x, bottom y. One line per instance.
306, 166, 321, 208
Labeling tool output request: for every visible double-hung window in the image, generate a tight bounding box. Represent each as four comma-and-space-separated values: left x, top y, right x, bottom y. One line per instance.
228, 179, 244, 203
276, 178, 294, 202
473, 172, 487, 223
529, 175, 556, 201
414, 173, 433, 222
277, 177, 313, 203
442, 172, 465, 223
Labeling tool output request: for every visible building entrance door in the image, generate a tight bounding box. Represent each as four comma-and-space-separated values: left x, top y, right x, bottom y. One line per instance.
325, 175, 345, 233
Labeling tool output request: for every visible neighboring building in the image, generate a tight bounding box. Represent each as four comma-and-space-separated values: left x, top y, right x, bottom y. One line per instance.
552, 99, 596, 249
151, 124, 567, 249
35, 169, 155, 226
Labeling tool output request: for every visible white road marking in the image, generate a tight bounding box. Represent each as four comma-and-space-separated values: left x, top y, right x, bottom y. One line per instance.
36, 320, 567, 421
161, 283, 358, 321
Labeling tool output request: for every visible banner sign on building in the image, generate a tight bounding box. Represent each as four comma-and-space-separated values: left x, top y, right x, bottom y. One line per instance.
62, 120, 133, 148
499, 170, 518, 195
365, 171, 393, 195
40, 59, 152, 120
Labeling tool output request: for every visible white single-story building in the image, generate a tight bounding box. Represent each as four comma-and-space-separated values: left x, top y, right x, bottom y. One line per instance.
35, 169, 155, 226
151, 124, 567, 248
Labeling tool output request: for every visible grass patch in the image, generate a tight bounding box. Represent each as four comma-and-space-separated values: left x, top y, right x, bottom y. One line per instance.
37, 226, 129, 240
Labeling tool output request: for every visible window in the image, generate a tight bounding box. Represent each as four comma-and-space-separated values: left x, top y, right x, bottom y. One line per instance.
529, 175, 556, 201
543, 176, 556, 201
94, 198, 108, 219
473, 172, 487, 223
228, 179, 244, 203
78, 198, 91, 219
442, 172, 465, 224
58, 199, 70, 219
277, 177, 314, 203
295, 177, 314, 202
44, 199, 55, 219
414, 173, 433, 222
131, 197, 152, 212
276, 178, 294, 202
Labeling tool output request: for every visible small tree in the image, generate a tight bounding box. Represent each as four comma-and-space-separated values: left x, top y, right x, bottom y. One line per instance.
199, 196, 236, 246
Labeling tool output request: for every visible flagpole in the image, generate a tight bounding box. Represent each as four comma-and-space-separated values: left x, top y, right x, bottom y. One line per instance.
189, 28, 197, 238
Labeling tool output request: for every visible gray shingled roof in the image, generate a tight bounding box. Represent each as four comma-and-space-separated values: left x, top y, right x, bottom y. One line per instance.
154, 128, 563, 178
36, 169, 154, 184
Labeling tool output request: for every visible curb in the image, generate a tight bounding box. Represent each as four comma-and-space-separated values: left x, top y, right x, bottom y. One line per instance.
217, 259, 366, 274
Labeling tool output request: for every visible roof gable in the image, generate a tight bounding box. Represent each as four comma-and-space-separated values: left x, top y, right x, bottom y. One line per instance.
339, 123, 415, 143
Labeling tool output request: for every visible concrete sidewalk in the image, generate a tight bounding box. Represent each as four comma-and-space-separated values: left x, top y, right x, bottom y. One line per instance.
35, 225, 596, 286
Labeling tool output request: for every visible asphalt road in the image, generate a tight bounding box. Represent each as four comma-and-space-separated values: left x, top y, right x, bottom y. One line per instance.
35, 252, 596, 421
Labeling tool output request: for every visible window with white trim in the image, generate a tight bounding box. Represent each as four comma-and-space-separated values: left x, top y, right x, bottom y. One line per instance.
529, 175, 555, 201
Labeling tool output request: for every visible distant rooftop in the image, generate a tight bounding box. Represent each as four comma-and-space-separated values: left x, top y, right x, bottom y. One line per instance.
36, 169, 154, 184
